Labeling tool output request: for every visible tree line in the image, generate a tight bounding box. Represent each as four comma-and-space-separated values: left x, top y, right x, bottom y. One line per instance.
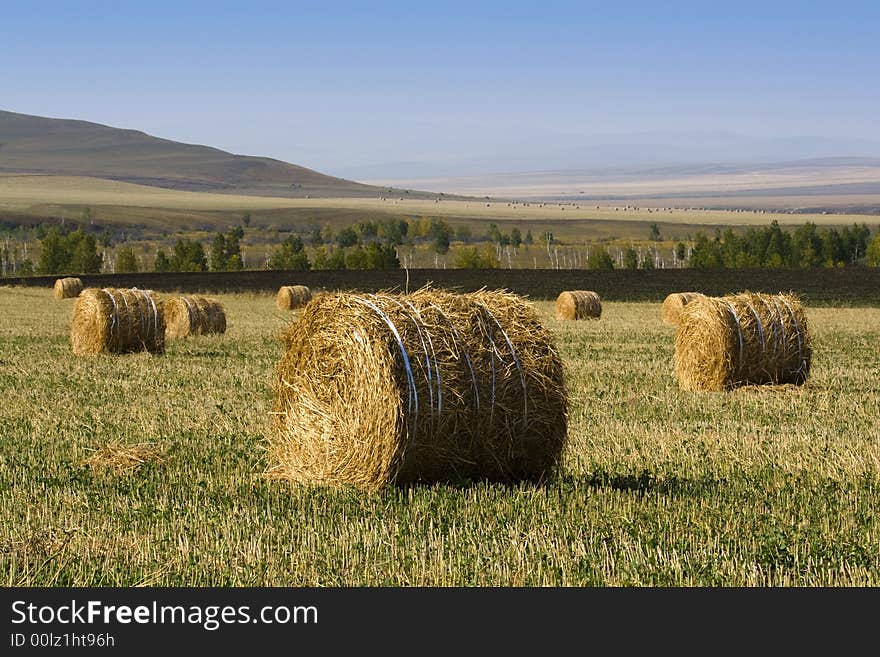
689, 221, 874, 269
5, 217, 880, 275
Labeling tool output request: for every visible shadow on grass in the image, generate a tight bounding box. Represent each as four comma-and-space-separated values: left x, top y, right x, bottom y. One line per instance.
567, 468, 725, 498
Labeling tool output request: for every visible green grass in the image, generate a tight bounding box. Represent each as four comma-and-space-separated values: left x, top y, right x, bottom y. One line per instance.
1, 288, 879, 585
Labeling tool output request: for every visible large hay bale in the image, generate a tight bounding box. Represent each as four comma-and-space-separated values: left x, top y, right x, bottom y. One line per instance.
276, 285, 312, 310
555, 290, 601, 320
270, 287, 568, 490
164, 296, 227, 339
661, 292, 705, 326
674, 291, 811, 391
71, 288, 165, 355
53, 277, 83, 300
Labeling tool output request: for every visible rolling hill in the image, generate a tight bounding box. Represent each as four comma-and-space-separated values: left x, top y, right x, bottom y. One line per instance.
0, 110, 390, 198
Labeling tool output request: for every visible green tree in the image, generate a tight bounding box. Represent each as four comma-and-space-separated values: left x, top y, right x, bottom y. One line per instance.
224, 231, 242, 271
524, 230, 534, 245
623, 247, 639, 270
378, 218, 409, 245
211, 233, 228, 271
454, 245, 497, 269
336, 227, 358, 248
268, 235, 311, 270
363, 242, 400, 268
355, 221, 378, 240
115, 245, 139, 273
312, 246, 346, 270
586, 245, 614, 270
510, 227, 522, 249
154, 249, 171, 272
170, 238, 207, 272
211, 228, 243, 271
431, 229, 450, 254
675, 242, 687, 264
344, 245, 368, 269
427, 219, 452, 254
242, 213, 251, 227
649, 223, 661, 241
67, 230, 102, 273
37, 228, 69, 274
19, 258, 34, 276
690, 232, 724, 269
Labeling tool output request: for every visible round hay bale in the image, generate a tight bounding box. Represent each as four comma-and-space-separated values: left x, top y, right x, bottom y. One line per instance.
661, 292, 705, 326
71, 288, 165, 355
270, 287, 568, 490
276, 285, 312, 310
164, 296, 227, 339
674, 291, 811, 391
554, 290, 601, 320
53, 277, 83, 300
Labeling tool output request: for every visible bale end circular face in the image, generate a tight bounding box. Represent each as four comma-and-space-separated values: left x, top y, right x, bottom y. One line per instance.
661, 292, 705, 326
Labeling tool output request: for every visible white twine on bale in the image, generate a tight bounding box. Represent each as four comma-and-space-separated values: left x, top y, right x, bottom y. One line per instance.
725, 301, 745, 369
404, 300, 443, 416
387, 297, 436, 423
142, 290, 159, 344
354, 297, 419, 441
429, 303, 480, 412
758, 296, 782, 354
476, 303, 528, 424
102, 289, 120, 343
772, 299, 787, 350
743, 300, 766, 352
182, 296, 196, 330
779, 296, 807, 377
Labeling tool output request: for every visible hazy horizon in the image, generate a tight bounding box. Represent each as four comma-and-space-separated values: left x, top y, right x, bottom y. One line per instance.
4, 1, 879, 179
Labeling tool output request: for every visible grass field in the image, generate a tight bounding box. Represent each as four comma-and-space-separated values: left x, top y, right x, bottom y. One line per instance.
2, 287, 879, 586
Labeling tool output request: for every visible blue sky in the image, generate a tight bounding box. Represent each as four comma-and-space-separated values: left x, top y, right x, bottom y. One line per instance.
3, 1, 879, 175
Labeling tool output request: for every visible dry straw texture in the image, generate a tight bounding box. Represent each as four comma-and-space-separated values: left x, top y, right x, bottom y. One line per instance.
675, 291, 811, 391
555, 290, 601, 320
661, 292, 705, 326
270, 287, 568, 491
276, 285, 312, 310
53, 277, 83, 300
71, 288, 165, 355
164, 296, 227, 339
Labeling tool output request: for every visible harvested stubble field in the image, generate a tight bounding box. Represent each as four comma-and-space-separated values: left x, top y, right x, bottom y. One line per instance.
1, 286, 879, 586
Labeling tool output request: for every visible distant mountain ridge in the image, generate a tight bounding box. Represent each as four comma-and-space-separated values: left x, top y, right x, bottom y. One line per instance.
0, 110, 381, 197
331, 131, 880, 180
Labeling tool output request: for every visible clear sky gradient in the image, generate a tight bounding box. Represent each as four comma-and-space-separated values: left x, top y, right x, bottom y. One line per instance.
4, 1, 879, 175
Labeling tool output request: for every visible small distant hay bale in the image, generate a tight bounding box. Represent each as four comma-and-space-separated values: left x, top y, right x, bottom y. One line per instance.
661, 292, 705, 326
555, 290, 601, 320
674, 291, 811, 391
71, 288, 165, 355
276, 285, 312, 310
53, 277, 83, 300
269, 287, 568, 491
164, 296, 227, 339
